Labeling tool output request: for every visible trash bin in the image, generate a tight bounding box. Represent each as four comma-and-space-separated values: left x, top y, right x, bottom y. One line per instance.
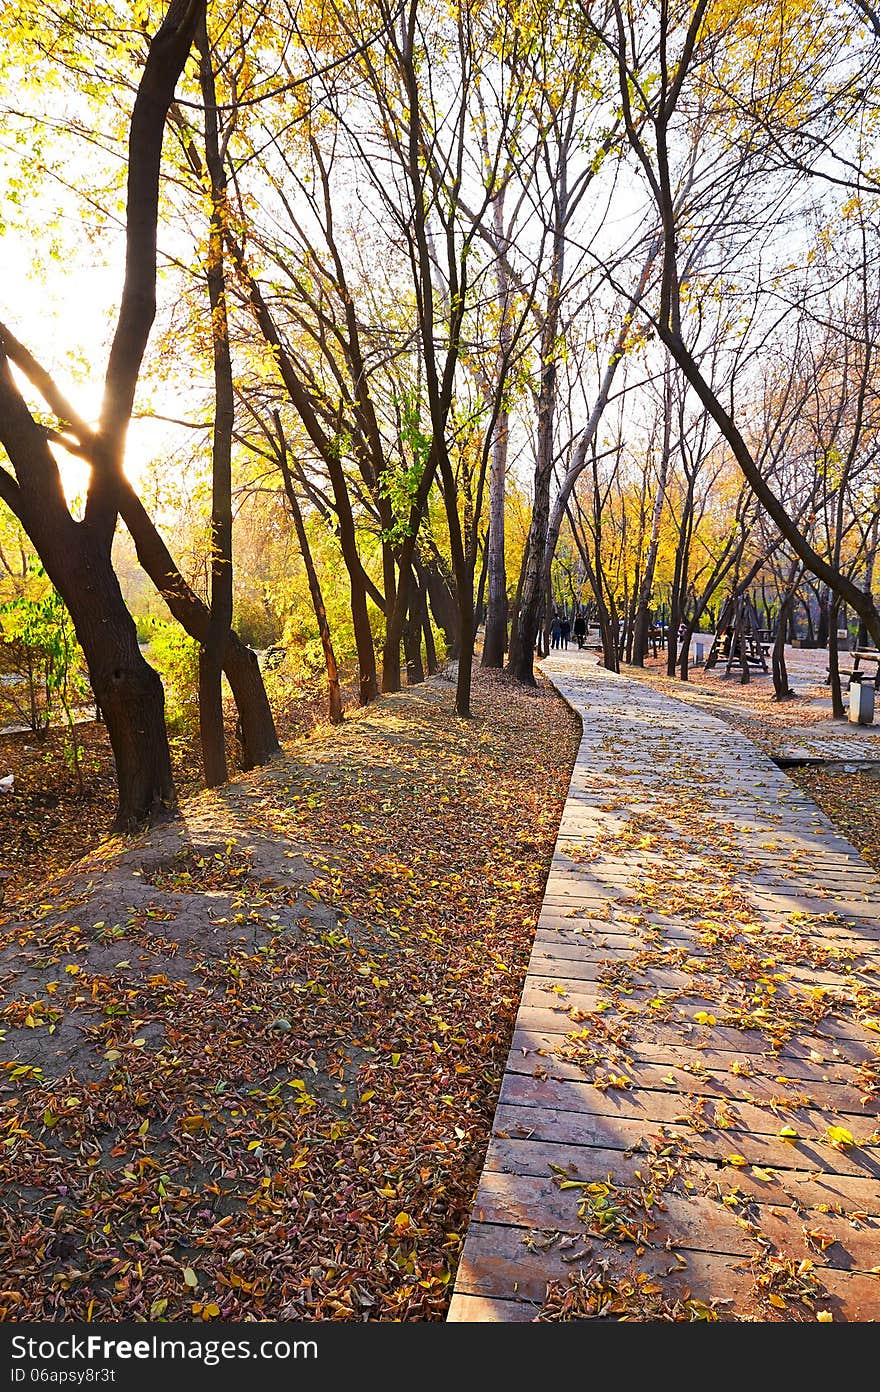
849, 674, 875, 725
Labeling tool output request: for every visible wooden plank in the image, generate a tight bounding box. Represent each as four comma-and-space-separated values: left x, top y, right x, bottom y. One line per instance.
492, 1100, 880, 1179
482, 1136, 880, 1214
468, 1170, 880, 1274
512, 1005, 880, 1063
506, 1036, 873, 1112
454, 1221, 880, 1318
447, 1292, 538, 1322
497, 1071, 880, 1142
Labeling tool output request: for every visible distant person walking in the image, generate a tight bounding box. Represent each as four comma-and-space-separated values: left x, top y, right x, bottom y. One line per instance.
561, 616, 571, 650
573, 611, 586, 648
550, 614, 562, 649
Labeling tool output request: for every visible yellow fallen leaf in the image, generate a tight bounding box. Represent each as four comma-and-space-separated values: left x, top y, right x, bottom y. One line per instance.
726, 1154, 748, 1167
826, 1125, 854, 1150
817, 1311, 833, 1322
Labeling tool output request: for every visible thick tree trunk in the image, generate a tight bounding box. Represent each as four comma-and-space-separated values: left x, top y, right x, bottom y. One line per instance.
198, 649, 226, 784
351, 567, 378, 705
456, 607, 475, 718
58, 528, 175, 830
223, 635, 280, 767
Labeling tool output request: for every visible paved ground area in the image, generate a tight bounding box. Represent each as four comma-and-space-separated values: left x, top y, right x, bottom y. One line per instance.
773, 726, 880, 765
448, 652, 880, 1322
630, 637, 880, 765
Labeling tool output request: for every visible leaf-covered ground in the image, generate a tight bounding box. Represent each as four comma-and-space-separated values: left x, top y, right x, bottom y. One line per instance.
626, 652, 880, 875
0, 668, 579, 1320
782, 768, 880, 876
0, 679, 348, 912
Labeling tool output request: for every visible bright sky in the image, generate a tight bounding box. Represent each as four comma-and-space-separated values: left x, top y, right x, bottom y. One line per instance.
0, 152, 203, 505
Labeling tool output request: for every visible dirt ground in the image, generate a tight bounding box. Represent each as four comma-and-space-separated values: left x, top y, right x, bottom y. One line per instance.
0, 681, 347, 912
0, 667, 579, 1320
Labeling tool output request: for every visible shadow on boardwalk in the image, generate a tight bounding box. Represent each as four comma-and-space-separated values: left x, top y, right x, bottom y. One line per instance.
449, 651, 880, 1323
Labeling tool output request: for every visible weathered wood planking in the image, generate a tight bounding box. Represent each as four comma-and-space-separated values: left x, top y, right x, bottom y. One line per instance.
448, 656, 880, 1323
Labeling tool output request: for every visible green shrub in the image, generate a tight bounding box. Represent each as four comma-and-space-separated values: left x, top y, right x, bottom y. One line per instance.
145, 621, 200, 734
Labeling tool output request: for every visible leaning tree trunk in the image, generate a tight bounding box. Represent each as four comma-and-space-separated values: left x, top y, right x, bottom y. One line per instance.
118, 481, 280, 767
55, 524, 175, 830
223, 636, 281, 767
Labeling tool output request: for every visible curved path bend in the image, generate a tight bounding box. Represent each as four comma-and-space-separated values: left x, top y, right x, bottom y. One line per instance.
448, 653, 880, 1322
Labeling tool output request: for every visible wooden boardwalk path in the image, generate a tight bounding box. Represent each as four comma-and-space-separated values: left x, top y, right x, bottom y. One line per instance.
448, 654, 880, 1322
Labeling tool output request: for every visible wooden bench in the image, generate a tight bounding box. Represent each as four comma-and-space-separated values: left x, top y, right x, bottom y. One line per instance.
828, 650, 880, 689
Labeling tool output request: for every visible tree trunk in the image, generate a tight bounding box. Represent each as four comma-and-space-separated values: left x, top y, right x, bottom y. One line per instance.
456, 606, 475, 718
482, 411, 509, 667
772, 591, 796, 700
474, 530, 490, 635
828, 598, 845, 719
57, 527, 175, 830
633, 373, 673, 667
403, 574, 425, 686
275, 418, 343, 724
196, 17, 234, 788
816, 589, 829, 648
117, 481, 280, 767
382, 571, 409, 695
858, 540, 877, 647
223, 635, 280, 767
418, 553, 459, 658
511, 149, 570, 687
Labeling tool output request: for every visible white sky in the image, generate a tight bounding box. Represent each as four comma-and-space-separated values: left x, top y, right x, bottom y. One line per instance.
0, 140, 202, 503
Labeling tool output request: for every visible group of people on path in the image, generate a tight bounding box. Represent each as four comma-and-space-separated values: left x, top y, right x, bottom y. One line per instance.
550, 610, 587, 650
